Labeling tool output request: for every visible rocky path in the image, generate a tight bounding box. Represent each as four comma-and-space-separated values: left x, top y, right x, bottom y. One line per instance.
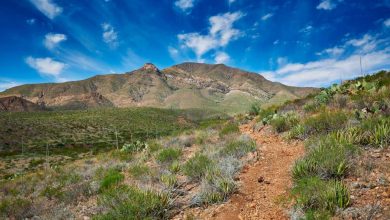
194, 124, 305, 219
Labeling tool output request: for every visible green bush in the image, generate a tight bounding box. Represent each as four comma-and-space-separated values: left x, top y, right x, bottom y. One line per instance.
169, 160, 181, 174
100, 169, 124, 190
292, 177, 350, 215
160, 174, 178, 188
220, 139, 256, 158
302, 110, 349, 135
293, 135, 357, 180
270, 113, 299, 133
156, 148, 181, 163
287, 124, 306, 140
249, 103, 261, 115
95, 185, 170, 220
183, 154, 214, 181
121, 141, 148, 153
219, 122, 240, 136
129, 164, 150, 179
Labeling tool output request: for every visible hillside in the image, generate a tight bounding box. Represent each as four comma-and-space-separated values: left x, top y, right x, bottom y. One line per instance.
243, 70, 390, 219
0, 96, 45, 112
0, 63, 317, 114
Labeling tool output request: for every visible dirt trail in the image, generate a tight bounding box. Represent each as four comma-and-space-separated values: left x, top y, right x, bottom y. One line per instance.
194, 124, 305, 220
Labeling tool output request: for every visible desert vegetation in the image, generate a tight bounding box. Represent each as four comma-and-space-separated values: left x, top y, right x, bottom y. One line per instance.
251, 70, 390, 219
0, 109, 257, 219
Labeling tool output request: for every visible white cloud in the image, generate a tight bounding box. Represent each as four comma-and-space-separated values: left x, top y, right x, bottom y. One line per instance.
25, 57, 66, 77
261, 50, 390, 87
178, 11, 243, 61
317, 46, 345, 56
101, 23, 118, 48
261, 13, 273, 21
175, 0, 195, 12
346, 34, 377, 53
300, 25, 313, 34
384, 18, 390, 27
214, 52, 230, 64
29, 0, 62, 19
44, 33, 67, 49
0, 80, 21, 92
316, 0, 337, 10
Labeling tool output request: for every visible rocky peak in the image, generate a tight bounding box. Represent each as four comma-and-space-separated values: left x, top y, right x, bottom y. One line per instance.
141, 63, 159, 72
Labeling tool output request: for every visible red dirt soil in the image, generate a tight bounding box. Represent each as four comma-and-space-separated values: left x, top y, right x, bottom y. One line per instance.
188, 124, 305, 219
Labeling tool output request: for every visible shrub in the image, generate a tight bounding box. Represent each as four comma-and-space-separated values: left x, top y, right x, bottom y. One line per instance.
41, 185, 64, 199
29, 158, 45, 168
0, 197, 32, 219
302, 110, 349, 135
156, 148, 181, 163
292, 177, 349, 214
293, 135, 358, 180
220, 138, 256, 158
129, 164, 150, 179
219, 122, 240, 136
99, 169, 124, 190
193, 172, 236, 206
183, 154, 214, 181
370, 123, 390, 148
270, 113, 299, 133
169, 160, 180, 174
110, 150, 133, 161
249, 103, 261, 116
121, 141, 148, 153
160, 174, 178, 188
95, 185, 170, 220
287, 124, 306, 140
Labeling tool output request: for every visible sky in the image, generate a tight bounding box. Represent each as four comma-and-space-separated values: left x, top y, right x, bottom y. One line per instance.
0, 0, 390, 91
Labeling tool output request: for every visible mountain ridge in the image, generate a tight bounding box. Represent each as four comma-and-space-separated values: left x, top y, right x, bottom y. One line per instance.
0, 62, 318, 113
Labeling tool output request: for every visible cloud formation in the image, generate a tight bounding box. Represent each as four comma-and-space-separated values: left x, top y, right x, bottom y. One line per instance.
29, 0, 62, 19
262, 34, 390, 87
261, 13, 273, 21
214, 52, 230, 64
175, 0, 195, 13
25, 57, 66, 78
316, 0, 338, 10
44, 33, 67, 49
102, 23, 118, 48
178, 11, 243, 61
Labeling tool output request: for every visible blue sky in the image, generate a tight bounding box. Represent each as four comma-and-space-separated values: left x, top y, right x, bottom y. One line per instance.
0, 0, 389, 90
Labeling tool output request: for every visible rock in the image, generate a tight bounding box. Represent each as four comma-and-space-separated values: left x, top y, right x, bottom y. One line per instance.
371, 153, 381, 158
257, 176, 265, 183
264, 180, 271, 185
351, 182, 361, 189
83, 216, 91, 220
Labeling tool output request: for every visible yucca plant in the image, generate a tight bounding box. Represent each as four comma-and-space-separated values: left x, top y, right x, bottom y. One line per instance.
370, 123, 390, 148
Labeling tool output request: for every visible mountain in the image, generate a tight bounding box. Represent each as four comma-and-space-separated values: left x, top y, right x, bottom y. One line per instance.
0, 62, 318, 113
0, 96, 45, 112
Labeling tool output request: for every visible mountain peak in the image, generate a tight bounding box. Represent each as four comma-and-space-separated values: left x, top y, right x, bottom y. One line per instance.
141, 63, 159, 72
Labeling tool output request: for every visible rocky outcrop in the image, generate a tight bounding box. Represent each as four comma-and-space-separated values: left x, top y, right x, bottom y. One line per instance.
0, 96, 46, 112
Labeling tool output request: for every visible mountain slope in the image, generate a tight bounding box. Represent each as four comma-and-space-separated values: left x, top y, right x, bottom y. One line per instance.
0, 96, 45, 112
0, 62, 317, 113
